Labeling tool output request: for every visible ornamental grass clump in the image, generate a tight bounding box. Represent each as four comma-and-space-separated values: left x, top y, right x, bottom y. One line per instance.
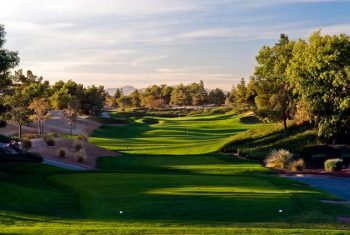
265, 149, 293, 169
75, 149, 87, 163
43, 135, 55, 146
73, 140, 84, 152
324, 158, 343, 172
56, 147, 67, 158
289, 159, 305, 172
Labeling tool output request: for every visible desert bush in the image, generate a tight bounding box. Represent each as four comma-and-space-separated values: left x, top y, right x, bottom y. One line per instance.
56, 147, 67, 158
324, 158, 343, 172
75, 149, 87, 163
21, 139, 32, 152
289, 159, 305, 172
77, 134, 89, 143
73, 140, 84, 152
43, 135, 55, 146
265, 149, 293, 169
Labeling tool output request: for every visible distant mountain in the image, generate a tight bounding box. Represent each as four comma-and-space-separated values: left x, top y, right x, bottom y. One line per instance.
106, 86, 137, 96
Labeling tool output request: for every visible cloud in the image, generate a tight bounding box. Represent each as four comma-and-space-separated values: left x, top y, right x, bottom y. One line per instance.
130, 55, 168, 67
1, 0, 350, 90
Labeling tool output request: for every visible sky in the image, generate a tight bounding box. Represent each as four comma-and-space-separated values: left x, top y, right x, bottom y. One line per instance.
1, 0, 350, 90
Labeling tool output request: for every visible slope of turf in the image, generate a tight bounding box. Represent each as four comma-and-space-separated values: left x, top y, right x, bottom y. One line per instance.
90, 112, 263, 155
0, 112, 350, 234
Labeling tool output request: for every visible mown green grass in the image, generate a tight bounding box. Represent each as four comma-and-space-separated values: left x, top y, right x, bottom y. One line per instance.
91, 112, 262, 155
223, 122, 317, 159
0, 112, 349, 234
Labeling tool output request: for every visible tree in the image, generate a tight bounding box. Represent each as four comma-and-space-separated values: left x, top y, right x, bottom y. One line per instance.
160, 85, 173, 105
64, 99, 79, 135
170, 84, 191, 106
4, 92, 31, 139
114, 89, 123, 100
117, 96, 132, 111
80, 85, 106, 115
208, 88, 225, 105
189, 81, 207, 106
288, 31, 350, 143
129, 90, 141, 108
105, 94, 116, 108
254, 34, 295, 133
29, 98, 50, 135
0, 25, 20, 128
50, 88, 74, 110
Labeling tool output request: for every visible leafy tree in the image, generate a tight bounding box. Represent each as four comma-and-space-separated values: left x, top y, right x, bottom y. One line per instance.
189, 80, 207, 105
0, 25, 20, 127
80, 85, 106, 115
117, 96, 132, 111
208, 88, 225, 105
144, 85, 162, 99
29, 98, 50, 135
50, 88, 74, 110
288, 31, 350, 143
254, 34, 295, 133
4, 92, 31, 139
114, 89, 123, 100
129, 90, 141, 108
160, 85, 173, 104
246, 78, 258, 108
170, 83, 191, 106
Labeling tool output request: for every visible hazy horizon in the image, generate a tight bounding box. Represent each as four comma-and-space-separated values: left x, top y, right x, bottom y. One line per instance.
2, 0, 350, 89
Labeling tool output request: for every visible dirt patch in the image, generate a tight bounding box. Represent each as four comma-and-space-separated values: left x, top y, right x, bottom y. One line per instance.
30, 138, 119, 169
0, 110, 101, 137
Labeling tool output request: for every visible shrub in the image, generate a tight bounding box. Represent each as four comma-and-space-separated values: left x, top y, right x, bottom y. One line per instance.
289, 159, 305, 172
56, 147, 67, 158
0, 150, 43, 163
307, 154, 328, 169
75, 149, 87, 163
0, 134, 12, 143
265, 149, 293, 169
77, 134, 88, 143
73, 140, 83, 152
21, 139, 32, 152
324, 158, 343, 172
43, 135, 55, 146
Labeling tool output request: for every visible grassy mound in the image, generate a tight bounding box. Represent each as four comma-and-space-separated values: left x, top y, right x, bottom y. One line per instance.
223, 123, 317, 159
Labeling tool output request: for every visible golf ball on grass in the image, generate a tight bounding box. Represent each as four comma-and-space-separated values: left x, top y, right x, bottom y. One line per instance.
120, 211, 123, 214
279, 209, 283, 213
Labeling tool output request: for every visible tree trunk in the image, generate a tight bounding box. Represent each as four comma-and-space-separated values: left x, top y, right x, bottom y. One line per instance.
332, 135, 338, 145
283, 110, 288, 136
38, 120, 41, 135
18, 124, 22, 140
41, 120, 44, 135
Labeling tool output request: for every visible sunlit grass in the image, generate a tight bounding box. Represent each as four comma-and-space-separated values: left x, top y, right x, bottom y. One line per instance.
0, 112, 349, 234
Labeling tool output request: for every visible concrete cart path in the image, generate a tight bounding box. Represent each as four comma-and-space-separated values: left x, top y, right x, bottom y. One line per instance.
285, 175, 350, 201
43, 159, 89, 171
